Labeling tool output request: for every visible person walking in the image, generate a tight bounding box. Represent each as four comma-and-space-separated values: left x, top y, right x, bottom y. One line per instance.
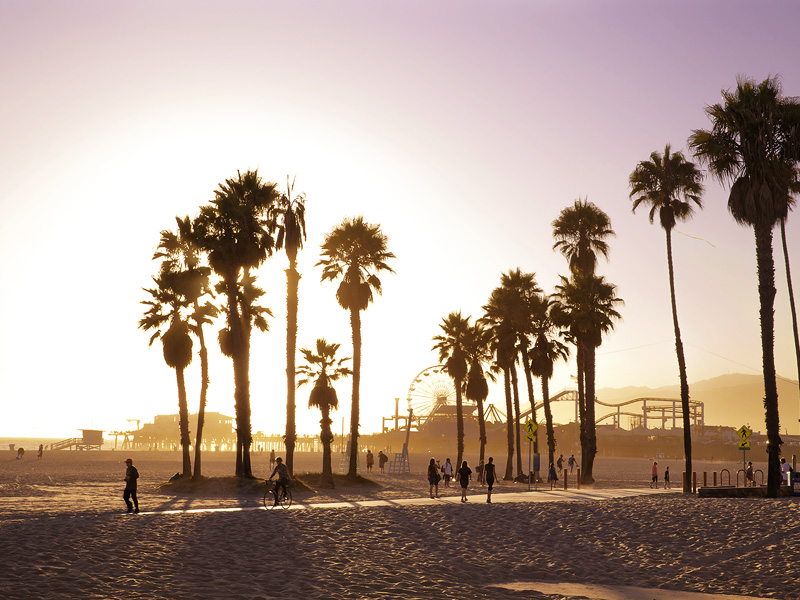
650, 461, 658, 488
123, 458, 140, 514
781, 457, 792, 485
366, 449, 374, 473
378, 450, 388, 474
745, 462, 754, 487
548, 462, 558, 489
37, 444, 44, 460
568, 454, 577, 474
427, 458, 441, 498
269, 449, 276, 471
664, 466, 670, 489
557, 454, 564, 476
475, 459, 485, 486
484, 457, 497, 503
442, 458, 454, 487
457, 460, 472, 502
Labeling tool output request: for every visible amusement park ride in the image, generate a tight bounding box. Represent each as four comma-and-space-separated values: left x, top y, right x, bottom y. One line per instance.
382, 365, 704, 433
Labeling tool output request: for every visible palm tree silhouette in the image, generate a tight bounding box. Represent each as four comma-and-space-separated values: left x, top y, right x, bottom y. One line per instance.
433, 311, 471, 469
629, 144, 704, 493
317, 216, 395, 477
552, 199, 615, 484
194, 169, 279, 477
689, 75, 800, 497
139, 273, 194, 477
481, 286, 519, 480
529, 295, 570, 469
296, 338, 352, 487
274, 176, 307, 476
553, 271, 622, 483
153, 216, 218, 479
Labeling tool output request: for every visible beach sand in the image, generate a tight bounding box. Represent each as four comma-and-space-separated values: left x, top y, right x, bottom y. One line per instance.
1, 450, 798, 599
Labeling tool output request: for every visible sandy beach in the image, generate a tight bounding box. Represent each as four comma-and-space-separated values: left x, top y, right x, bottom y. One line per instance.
1, 450, 798, 600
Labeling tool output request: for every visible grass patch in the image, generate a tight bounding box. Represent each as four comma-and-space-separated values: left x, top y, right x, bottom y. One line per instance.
295, 472, 381, 491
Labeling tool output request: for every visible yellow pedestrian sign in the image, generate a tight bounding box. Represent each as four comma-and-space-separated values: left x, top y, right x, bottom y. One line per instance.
738, 440, 751, 450
736, 425, 752, 441
524, 420, 538, 435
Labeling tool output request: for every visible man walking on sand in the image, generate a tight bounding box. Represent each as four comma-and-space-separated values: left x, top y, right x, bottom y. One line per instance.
123, 458, 140, 514
650, 461, 658, 489
484, 457, 496, 503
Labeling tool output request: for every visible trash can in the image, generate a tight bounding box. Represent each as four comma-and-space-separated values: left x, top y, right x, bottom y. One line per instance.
791, 472, 800, 497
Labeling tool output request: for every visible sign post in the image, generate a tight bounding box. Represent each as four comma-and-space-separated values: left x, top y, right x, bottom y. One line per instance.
736, 425, 753, 479
524, 420, 538, 491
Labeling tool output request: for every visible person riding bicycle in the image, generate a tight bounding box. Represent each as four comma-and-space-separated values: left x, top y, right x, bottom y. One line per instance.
268, 457, 291, 506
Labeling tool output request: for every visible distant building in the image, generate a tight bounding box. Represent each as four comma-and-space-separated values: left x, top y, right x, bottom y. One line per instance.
133, 412, 235, 450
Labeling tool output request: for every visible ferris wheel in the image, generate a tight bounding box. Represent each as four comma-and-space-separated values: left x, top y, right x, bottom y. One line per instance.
406, 365, 462, 424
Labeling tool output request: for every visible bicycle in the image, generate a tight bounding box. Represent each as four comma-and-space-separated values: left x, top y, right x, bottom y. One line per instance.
263, 479, 292, 510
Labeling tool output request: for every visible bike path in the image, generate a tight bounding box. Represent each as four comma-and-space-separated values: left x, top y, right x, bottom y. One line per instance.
147, 487, 679, 516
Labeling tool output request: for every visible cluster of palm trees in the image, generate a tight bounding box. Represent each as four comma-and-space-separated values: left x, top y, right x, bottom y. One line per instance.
140, 169, 394, 480
433, 201, 622, 486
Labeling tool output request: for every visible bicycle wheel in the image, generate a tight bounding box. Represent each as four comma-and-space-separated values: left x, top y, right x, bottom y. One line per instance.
280, 488, 292, 509
263, 489, 277, 510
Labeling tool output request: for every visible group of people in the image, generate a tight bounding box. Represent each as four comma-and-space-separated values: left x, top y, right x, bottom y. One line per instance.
649, 461, 671, 489
427, 457, 497, 503
364, 449, 389, 473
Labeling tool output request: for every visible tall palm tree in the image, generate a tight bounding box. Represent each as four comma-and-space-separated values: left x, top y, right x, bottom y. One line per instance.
317, 216, 396, 477
499, 269, 543, 477
629, 144, 704, 493
552, 199, 615, 483
193, 169, 279, 477
139, 274, 193, 477
154, 216, 218, 480
481, 287, 519, 480
553, 271, 622, 484
296, 338, 352, 487
779, 215, 800, 415
274, 176, 307, 476
689, 76, 800, 497
529, 296, 570, 468
432, 311, 471, 469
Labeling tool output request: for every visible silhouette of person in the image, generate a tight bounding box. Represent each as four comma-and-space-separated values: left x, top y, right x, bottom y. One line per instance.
548, 463, 558, 489
650, 461, 658, 488
458, 461, 472, 502
484, 457, 497, 503
123, 458, 140, 514
664, 466, 670, 489
427, 458, 440, 498
37, 444, 44, 460
366, 449, 374, 473
378, 450, 388, 473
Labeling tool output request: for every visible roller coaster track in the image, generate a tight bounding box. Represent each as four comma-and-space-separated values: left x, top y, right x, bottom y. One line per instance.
518, 389, 704, 428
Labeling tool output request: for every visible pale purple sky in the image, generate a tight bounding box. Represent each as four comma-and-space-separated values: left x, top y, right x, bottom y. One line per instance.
2, 1, 800, 438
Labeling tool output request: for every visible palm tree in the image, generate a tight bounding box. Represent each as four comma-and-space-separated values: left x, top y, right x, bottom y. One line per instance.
779, 215, 800, 416
296, 338, 352, 487
317, 216, 396, 477
689, 76, 800, 497
480, 287, 519, 480
629, 144, 704, 493
553, 198, 615, 276
193, 169, 279, 477
153, 216, 218, 480
553, 271, 622, 484
139, 274, 193, 477
432, 311, 471, 469
499, 269, 543, 477
464, 322, 493, 467
552, 199, 615, 483
273, 176, 307, 476
529, 296, 570, 469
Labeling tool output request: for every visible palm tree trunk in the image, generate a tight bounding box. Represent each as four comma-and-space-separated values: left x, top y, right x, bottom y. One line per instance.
521, 350, 538, 455
285, 260, 300, 476
754, 224, 782, 498
583, 344, 597, 484
348, 308, 362, 477
576, 343, 588, 477
455, 381, 465, 470
321, 404, 334, 487
541, 376, 556, 468
175, 367, 192, 477
240, 273, 254, 479
780, 219, 800, 417
225, 272, 246, 477
503, 366, 514, 480
192, 324, 209, 480
510, 363, 523, 478
664, 228, 693, 493
477, 398, 487, 465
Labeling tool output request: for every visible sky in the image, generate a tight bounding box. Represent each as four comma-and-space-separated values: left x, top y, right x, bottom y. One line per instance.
2, 0, 800, 440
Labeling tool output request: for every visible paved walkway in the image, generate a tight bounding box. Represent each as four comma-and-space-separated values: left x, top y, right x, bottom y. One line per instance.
149, 487, 680, 516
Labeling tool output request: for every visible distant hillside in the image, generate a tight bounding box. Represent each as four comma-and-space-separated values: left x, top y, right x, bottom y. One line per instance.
596, 373, 800, 435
